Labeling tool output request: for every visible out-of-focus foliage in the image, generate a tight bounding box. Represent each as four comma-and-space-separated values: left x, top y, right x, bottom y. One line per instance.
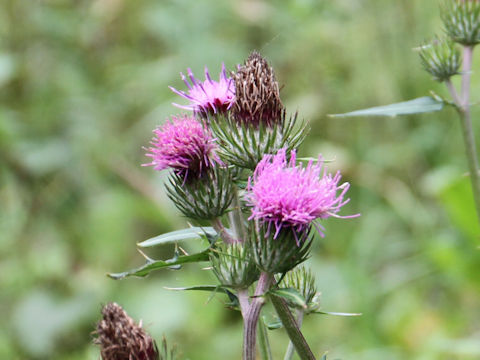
1, 0, 480, 359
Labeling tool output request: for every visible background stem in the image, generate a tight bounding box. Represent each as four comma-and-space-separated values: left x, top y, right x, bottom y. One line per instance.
448, 46, 480, 225
229, 185, 246, 242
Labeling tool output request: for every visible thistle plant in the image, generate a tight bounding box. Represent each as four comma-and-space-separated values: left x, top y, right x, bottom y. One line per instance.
105, 52, 360, 360
334, 0, 480, 228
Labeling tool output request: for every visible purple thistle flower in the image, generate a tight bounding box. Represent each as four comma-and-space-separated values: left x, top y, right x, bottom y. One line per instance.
143, 115, 218, 179
246, 148, 358, 239
169, 64, 235, 116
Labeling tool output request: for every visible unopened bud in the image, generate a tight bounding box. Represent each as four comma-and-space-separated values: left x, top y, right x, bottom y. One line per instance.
166, 167, 234, 221
210, 242, 259, 288
442, 0, 480, 46
278, 266, 317, 306
418, 37, 461, 81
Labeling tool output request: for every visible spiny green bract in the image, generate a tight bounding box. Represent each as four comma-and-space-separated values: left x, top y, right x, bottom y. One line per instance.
418, 37, 461, 81
442, 0, 480, 46
166, 167, 234, 221
278, 266, 318, 305
248, 222, 313, 274
209, 112, 308, 171
210, 242, 259, 288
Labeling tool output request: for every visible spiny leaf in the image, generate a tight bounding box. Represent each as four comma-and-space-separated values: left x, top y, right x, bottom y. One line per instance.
265, 319, 283, 330
311, 310, 362, 317
269, 288, 307, 309
107, 250, 210, 280
137, 227, 218, 248
165, 285, 239, 308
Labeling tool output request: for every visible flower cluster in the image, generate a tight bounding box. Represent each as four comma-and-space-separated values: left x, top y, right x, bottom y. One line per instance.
246, 148, 357, 239
111, 51, 361, 360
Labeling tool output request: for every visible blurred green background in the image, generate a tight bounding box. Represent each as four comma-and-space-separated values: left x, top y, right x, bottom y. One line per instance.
2, 0, 480, 359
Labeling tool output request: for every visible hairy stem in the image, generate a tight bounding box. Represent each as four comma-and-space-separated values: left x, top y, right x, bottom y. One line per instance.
283, 310, 305, 360
448, 46, 480, 225
212, 218, 238, 244
270, 294, 316, 360
237, 288, 251, 318
243, 272, 274, 360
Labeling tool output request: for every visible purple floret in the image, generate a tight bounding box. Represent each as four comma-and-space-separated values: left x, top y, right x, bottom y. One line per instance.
144, 115, 218, 179
169, 64, 235, 115
246, 148, 358, 239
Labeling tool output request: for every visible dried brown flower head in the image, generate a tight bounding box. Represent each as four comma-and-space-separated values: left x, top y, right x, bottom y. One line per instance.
93, 302, 159, 360
232, 51, 283, 127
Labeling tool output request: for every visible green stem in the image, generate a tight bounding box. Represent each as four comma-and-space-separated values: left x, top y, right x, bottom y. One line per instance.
212, 218, 237, 244
258, 316, 273, 360
446, 46, 480, 225
229, 185, 246, 242
237, 288, 251, 318
270, 294, 316, 360
283, 310, 305, 360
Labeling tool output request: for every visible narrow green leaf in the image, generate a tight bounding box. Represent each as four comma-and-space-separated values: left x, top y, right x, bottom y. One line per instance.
330, 96, 444, 118
265, 320, 283, 330
320, 353, 328, 360
137, 227, 217, 248
269, 294, 316, 360
270, 288, 307, 309
165, 285, 239, 308
107, 250, 210, 279
312, 310, 362, 317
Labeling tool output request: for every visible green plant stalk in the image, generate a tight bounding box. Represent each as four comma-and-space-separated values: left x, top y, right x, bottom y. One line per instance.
238, 288, 251, 318
258, 316, 273, 360
446, 46, 480, 225
212, 218, 237, 244
270, 294, 316, 360
243, 272, 273, 360
283, 309, 305, 360
229, 185, 247, 242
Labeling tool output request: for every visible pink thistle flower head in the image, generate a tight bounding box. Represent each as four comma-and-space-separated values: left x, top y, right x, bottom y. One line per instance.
144, 115, 218, 179
246, 148, 358, 239
169, 64, 235, 116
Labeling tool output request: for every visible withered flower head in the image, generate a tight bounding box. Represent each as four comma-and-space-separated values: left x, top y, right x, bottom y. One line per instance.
232, 51, 283, 127
93, 302, 159, 360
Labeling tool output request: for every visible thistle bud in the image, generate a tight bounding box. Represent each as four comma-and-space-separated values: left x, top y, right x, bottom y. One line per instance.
442, 0, 480, 46
166, 166, 234, 221
232, 51, 283, 127
210, 242, 260, 288
278, 266, 318, 309
418, 37, 461, 81
93, 302, 159, 360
